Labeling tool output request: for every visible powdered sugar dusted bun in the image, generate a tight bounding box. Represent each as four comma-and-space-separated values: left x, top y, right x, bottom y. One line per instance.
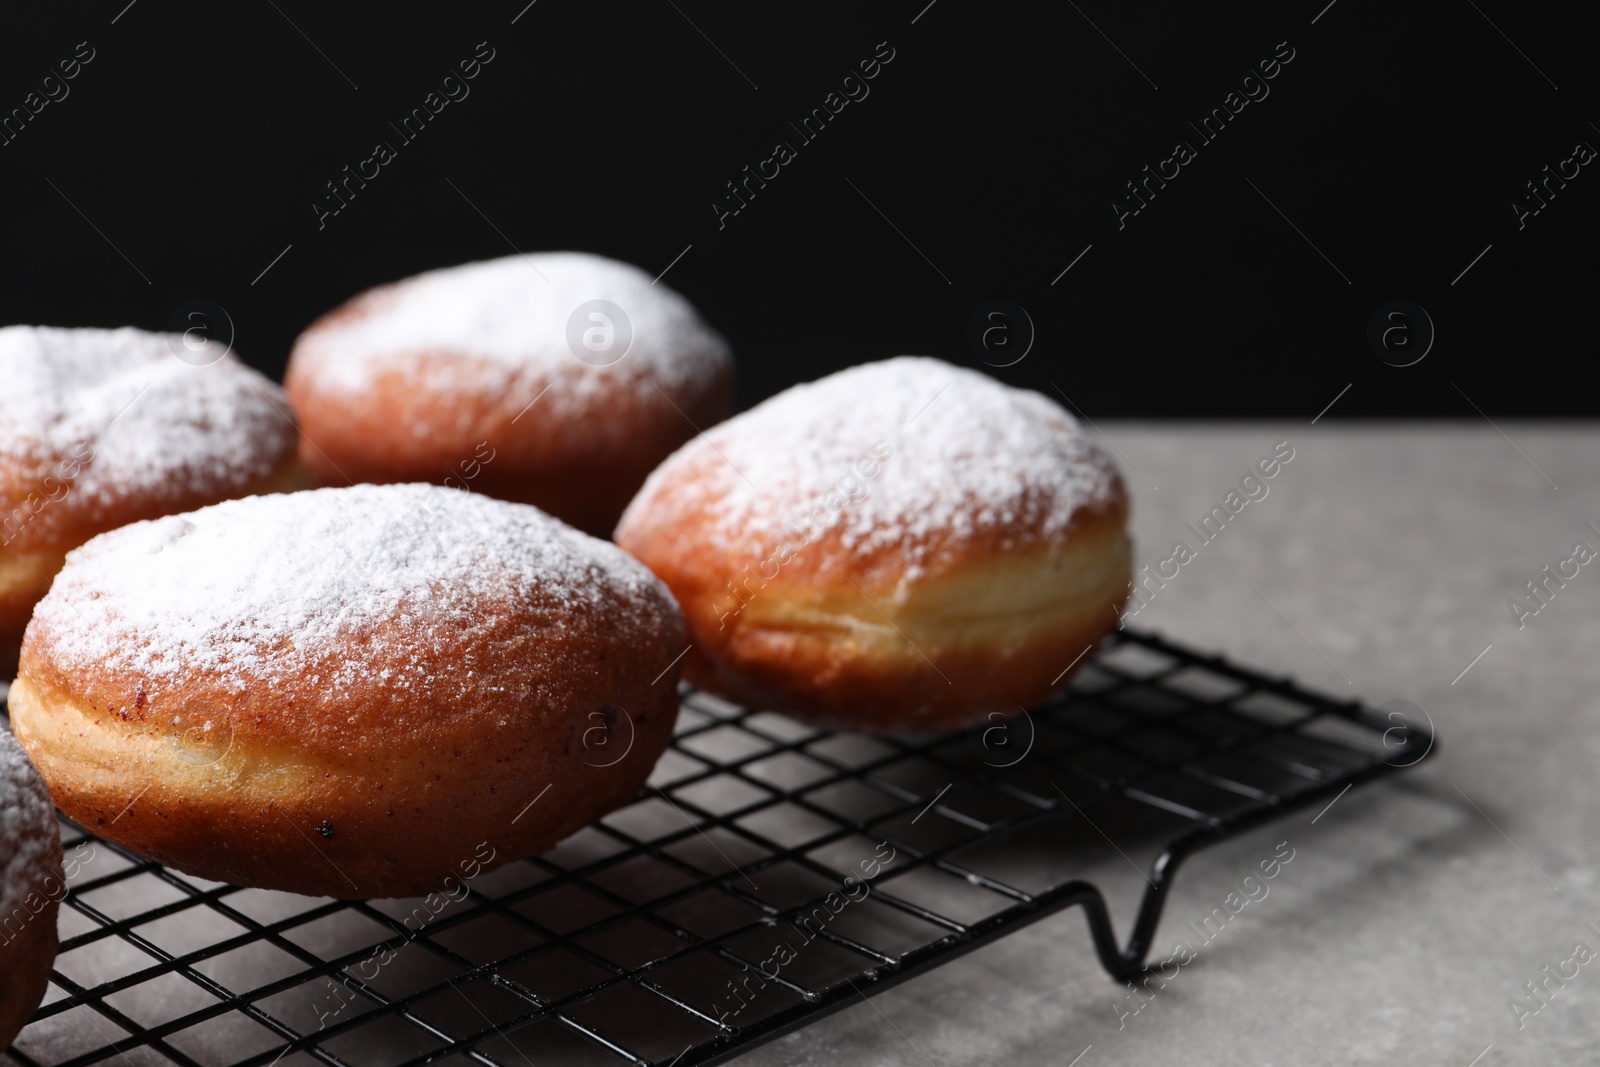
9, 484, 685, 898
615, 356, 1132, 732
284, 252, 735, 536
0, 728, 62, 1049
0, 325, 305, 678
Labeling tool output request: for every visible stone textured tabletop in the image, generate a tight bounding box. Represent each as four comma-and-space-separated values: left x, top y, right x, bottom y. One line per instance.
742, 423, 1600, 1067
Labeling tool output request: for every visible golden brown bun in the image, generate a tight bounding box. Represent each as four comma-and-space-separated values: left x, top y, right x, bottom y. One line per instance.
0, 458, 308, 682
0, 730, 63, 1049
11, 484, 685, 899
1, 326, 306, 677
616, 357, 1132, 733
284, 253, 735, 537
0, 546, 68, 685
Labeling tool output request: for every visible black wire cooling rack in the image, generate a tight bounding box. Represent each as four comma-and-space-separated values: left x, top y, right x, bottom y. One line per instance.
4, 628, 1434, 1067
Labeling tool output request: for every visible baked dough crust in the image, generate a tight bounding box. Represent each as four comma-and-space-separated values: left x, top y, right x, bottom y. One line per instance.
10, 485, 685, 898
616, 357, 1132, 732
0, 731, 62, 1049
1, 326, 305, 678
284, 253, 734, 536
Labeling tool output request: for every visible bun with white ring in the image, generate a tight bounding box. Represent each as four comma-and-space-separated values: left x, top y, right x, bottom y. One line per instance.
1, 326, 305, 678
0, 728, 62, 1048
284, 253, 735, 536
615, 356, 1132, 732
8, 484, 685, 898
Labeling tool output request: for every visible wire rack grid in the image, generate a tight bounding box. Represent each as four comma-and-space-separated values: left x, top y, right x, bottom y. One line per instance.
3, 628, 1434, 1067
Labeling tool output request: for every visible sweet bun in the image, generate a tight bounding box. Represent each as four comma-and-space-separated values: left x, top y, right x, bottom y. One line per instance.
284, 252, 735, 536
615, 356, 1132, 732
8, 484, 685, 898
1, 326, 305, 678
0, 728, 62, 1049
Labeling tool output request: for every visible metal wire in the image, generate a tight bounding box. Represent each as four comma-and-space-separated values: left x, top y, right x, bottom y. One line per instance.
4, 629, 1432, 1067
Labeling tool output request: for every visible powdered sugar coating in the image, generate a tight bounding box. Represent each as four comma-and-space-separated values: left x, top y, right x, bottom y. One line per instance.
31, 484, 681, 703
0, 729, 58, 924
622, 356, 1123, 574
290, 253, 731, 415
0, 326, 296, 543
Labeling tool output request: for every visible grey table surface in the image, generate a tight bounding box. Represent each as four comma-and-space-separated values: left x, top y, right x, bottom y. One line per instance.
739, 423, 1600, 1067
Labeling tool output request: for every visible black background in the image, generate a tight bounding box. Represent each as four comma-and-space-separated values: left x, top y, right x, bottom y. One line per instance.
0, 0, 1590, 416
